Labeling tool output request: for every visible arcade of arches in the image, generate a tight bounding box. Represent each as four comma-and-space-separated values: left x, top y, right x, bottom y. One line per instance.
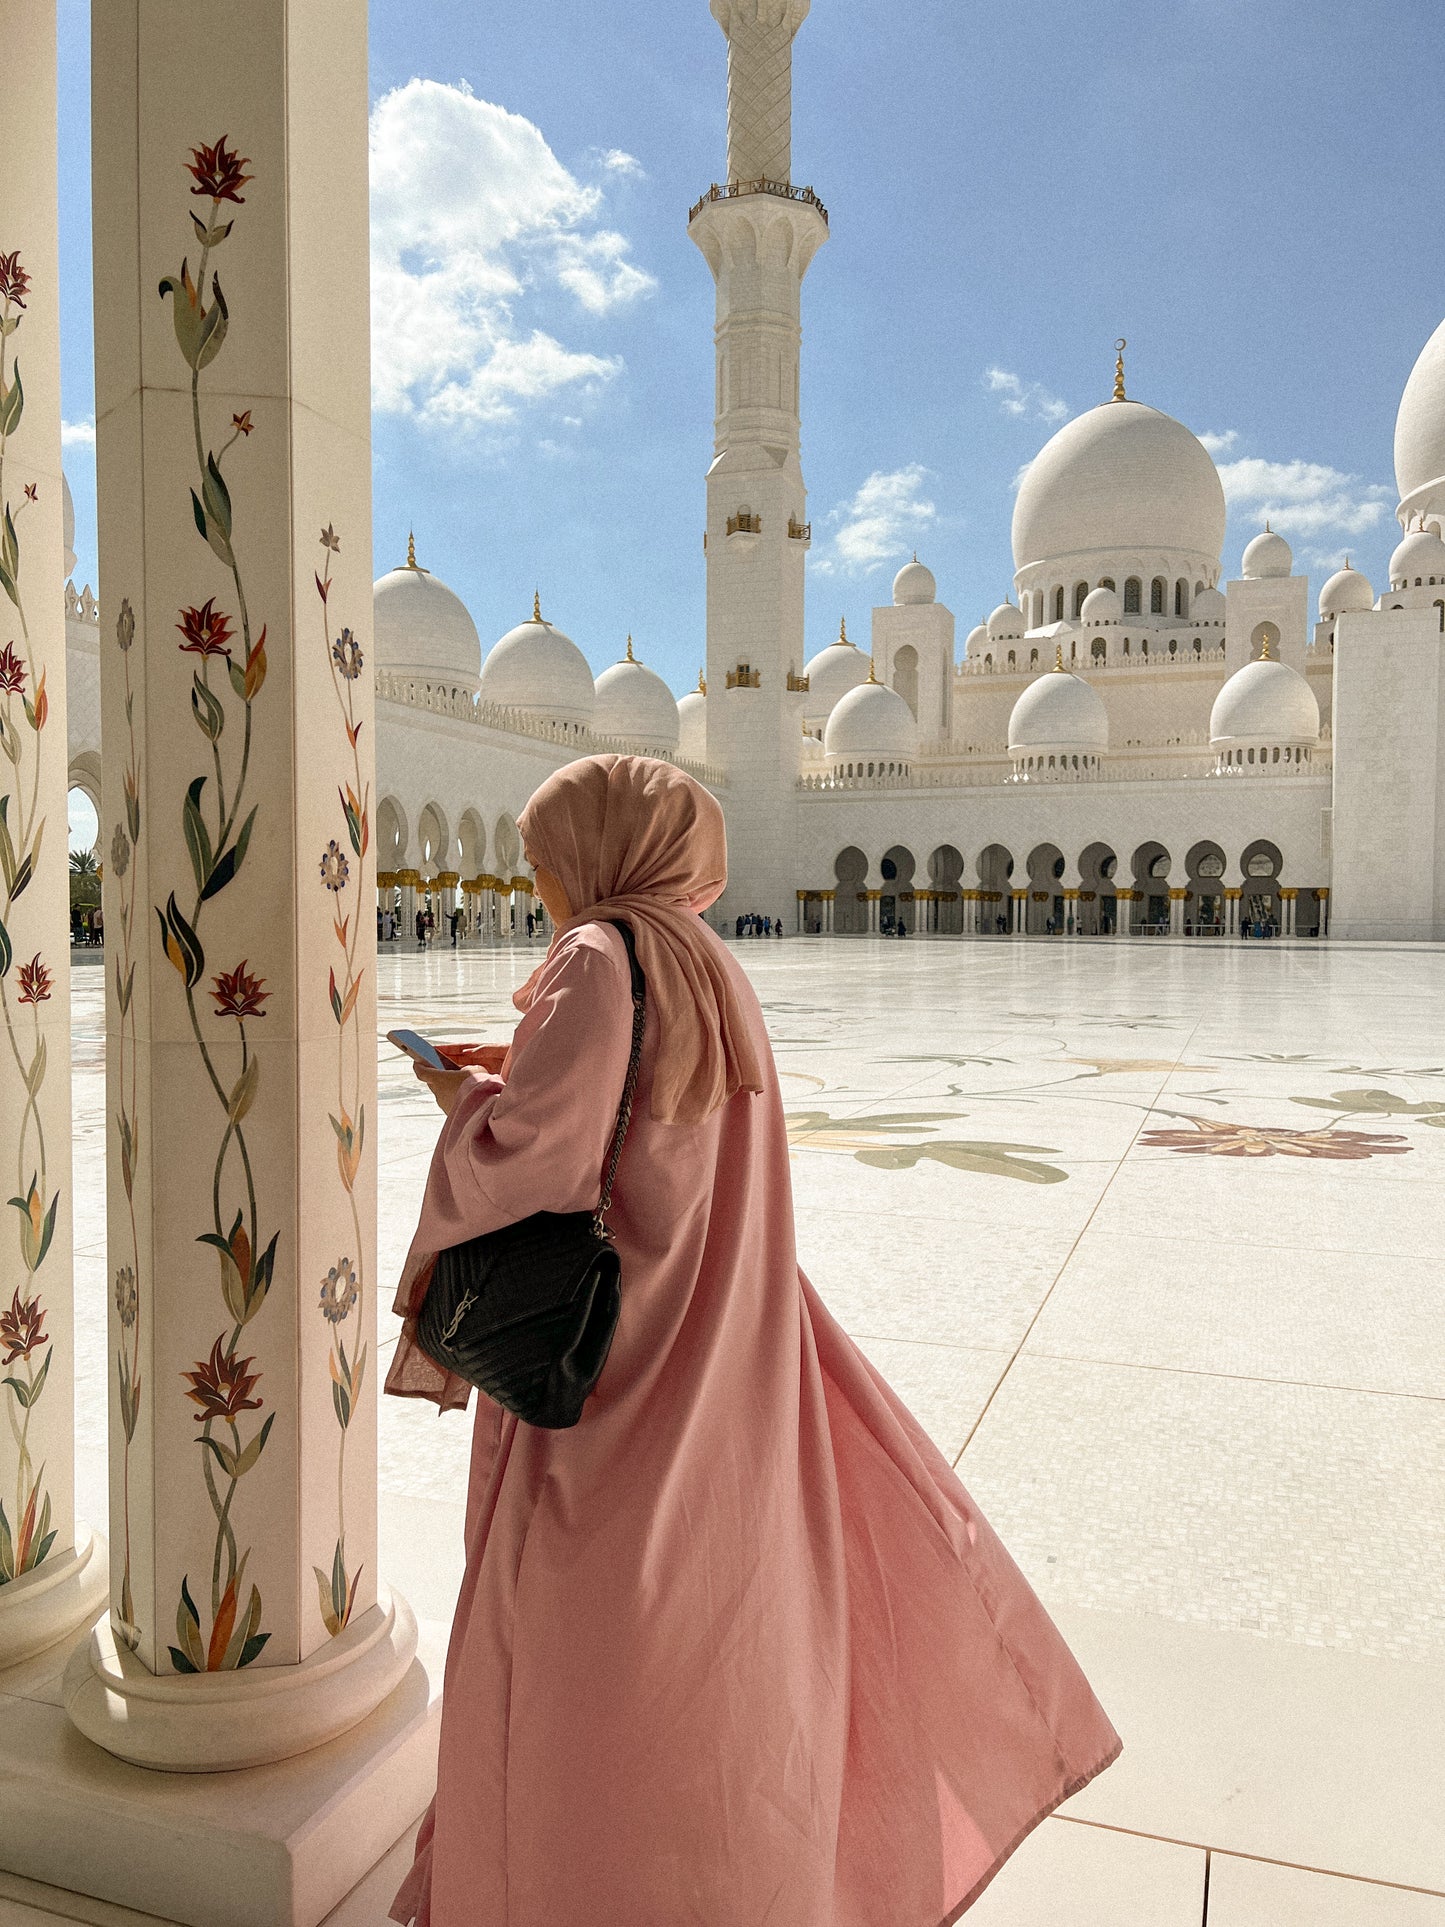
798, 838, 1323, 938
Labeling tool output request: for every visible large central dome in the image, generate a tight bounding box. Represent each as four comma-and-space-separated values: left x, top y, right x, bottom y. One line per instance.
1011, 400, 1226, 574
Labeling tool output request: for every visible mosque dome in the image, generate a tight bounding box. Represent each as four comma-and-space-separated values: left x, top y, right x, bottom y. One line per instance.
1394, 315, 1445, 522
1388, 526, 1445, 588
1242, 527, 1292, 578
1192, 585, 1227, 624
1079, 584, 1121, 626
963, 623, 989, 659
823, 672, 918, 766
892, 557, 936, 605
478, 593, 595, 727
1318, 563, 1374, 620
592, 640, 680, 751
677, 678, 707, 763
373, 538, 483, 686
1210, 654, 1318, 750
802, 617, 870, 723
63, 472, 77, 580
1007, 656, 1109, 757
987, 601, 1024, 641
1011, 399, 1226, 573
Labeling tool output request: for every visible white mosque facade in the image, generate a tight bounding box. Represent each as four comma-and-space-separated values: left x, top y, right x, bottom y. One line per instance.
61, 1, 1445, 945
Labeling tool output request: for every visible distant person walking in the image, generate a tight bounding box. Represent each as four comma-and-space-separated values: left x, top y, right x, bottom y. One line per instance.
415, 908, 426, 948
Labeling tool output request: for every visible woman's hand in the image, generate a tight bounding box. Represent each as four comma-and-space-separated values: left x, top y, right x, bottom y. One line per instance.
414, 1062, 476, 1115
438, 1042, 509, 1074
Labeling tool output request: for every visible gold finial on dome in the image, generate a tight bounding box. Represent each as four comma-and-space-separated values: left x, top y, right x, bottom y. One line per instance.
1054, 643, 1065, 671
406, 530, 416, 568
528, 589, 544, 623
624, 634, 636, 663
1112, 338, 1127, 403
1259, 633, 1273, 661
839, 614, 850, 645
866, 654, 879, 684
697, 666, 706, 693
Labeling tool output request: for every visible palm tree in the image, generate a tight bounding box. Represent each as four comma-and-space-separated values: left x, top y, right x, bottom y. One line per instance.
69, 846, 97, 878
69, 844, 101, 915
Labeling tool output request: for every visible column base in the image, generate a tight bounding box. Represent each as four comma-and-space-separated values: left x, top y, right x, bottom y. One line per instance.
4, 1597, 441, 1927
63, 1584, 418, 1773
0, 1525, 108, 1670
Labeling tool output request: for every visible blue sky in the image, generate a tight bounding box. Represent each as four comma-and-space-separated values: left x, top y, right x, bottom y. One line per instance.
58, 0, 1445, 699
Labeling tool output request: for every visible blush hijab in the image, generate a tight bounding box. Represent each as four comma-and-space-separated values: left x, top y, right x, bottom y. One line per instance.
517, 755, 762, 1125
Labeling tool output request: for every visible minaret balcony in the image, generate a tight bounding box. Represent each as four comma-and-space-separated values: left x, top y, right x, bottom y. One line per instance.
726, 510, 762, 535
788, 517, 811, 545
786, 670, 810, 692
726, 664, 762, 689
689, 178, 829, 226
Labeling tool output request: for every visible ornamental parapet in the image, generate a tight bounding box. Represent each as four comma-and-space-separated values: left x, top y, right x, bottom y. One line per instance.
959, 643, 1227, 679
372, 669, 727, 788
689, 178, 829, 226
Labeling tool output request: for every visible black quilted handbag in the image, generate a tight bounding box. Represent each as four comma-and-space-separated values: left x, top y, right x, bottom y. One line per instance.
416, 920, 646, 1428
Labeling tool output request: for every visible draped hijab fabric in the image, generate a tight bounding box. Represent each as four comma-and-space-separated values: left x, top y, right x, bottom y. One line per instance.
516, 754, 762, 1125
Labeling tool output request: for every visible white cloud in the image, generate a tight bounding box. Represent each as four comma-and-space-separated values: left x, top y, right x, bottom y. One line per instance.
1198, 429, 1238, 455
596, 148, 645, 180
984, 366, 1069, 426
812, 465, 937, 577
61, 418, 96, 447
1214, 449, 1393, 549
369, 79, 656, 427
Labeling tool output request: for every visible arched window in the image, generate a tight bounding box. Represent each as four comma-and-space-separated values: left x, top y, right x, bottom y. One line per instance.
1007, 649, 1016, 668
1168, 639, 1177, 655
1435, 599, 1444, 633
1073, 580, 1089, 618
1092, 637, 1106, 660
1053, 585, 1065, 622
1030, 647, 1039, 667
1123, 577, 1141, 613
1150, 577, 1166, 614
1175, 578, 1188, 616
1100, 576, 1116, 592
1194, 580, 1204, 598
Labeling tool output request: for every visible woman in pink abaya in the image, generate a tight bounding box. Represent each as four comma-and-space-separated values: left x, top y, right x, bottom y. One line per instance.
385, 754, 1119, 1927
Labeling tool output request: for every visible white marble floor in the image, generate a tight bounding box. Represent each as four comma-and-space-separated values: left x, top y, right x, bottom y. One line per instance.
45, 935, 1445, 1920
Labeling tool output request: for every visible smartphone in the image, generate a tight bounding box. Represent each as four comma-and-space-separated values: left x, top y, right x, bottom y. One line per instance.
386, 1028, 452, 1071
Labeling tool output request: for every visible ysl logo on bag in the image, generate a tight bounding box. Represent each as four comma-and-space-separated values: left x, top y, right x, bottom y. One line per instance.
441, 1290, 477, 1347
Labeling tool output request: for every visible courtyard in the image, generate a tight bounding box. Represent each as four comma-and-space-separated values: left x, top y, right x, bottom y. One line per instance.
46, 935, 1445, 1923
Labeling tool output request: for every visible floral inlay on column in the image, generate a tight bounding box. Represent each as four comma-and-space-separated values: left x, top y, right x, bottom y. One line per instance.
0, 245, 59, 1588
313, 527, 368, 1637
154, 137, 276, 1672
108, 594, 144, 1648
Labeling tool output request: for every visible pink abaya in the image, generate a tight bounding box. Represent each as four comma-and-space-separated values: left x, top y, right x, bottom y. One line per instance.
387, 920, 1120, 1926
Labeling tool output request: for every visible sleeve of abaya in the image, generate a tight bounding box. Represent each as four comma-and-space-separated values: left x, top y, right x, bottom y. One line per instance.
385, 928, 634, 1409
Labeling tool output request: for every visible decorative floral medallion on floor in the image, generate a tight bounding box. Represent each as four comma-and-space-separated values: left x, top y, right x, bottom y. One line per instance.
785, 1110, 1067, 1183
0, 243, 60, 1587
1139, 1116, 1412, 1160
313, 525, 369, 1638
153, 137, 275, 1672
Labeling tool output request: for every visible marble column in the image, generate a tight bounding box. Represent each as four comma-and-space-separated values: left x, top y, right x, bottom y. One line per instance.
1169, 887, 1187, 936
823, 889, 834, 935
1011, 888, 1028, 936
864, 887, 881, 934
1115, 887, 1133, 936
0, 0, 108, 1667
1316, 886, 1329, 937
74, 0, 415, 1771
1223, 885, 1241, 937
437, 869, 458, 926
399, 871, 418, 940
1279, 887, 1296, 937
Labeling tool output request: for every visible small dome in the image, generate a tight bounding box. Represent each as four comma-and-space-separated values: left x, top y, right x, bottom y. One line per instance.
800, 727, 826, 767
677, 682, 707, 763
1008, 658, 1109, 755
802, 617, 870, 723
592, 641, 680, 751
1192, 585, 1227, 624
963, 623, 989, 658
987, 601, 1024, 642
824, 674, 919, 763
892, 557, 936, 605
1389, 527, 1445, 587
1210, 656, 1319, 748
373, 543, 483, 686
478, 594, 595, 725
1318, 563, 1374, 620
1079, 584, 1121, 625
1242, 527, 1293, 578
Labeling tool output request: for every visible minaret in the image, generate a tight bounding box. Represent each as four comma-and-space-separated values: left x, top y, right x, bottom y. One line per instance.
689, 0, 827, 919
